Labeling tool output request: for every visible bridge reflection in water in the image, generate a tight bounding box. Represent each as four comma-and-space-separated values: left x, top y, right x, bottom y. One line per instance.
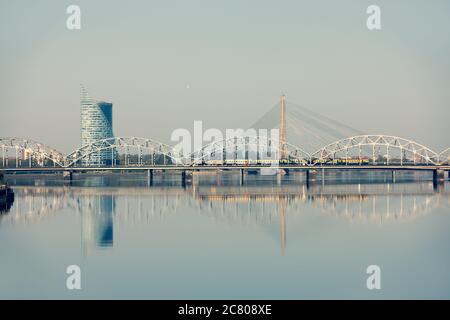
1, 176, 448, 255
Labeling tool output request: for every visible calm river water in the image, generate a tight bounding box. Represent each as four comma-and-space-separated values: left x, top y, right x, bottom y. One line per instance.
1, 172, 449, 299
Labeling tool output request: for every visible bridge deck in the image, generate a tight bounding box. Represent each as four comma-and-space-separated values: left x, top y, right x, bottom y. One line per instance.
1, 164, 450, 173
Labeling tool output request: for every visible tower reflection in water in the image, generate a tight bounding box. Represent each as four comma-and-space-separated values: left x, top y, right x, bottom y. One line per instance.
79, 195, 115, 253
1, 175, 448, 255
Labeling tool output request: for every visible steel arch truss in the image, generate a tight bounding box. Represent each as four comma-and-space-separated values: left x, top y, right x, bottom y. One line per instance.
311, 135, 439, 165
439, 148, 450, 165
0, 138, 65, 168
187, 136, 311, 166
64, 137, 180, 167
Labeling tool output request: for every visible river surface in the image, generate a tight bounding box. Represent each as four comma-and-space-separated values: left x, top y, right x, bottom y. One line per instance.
0, 172, 449, 299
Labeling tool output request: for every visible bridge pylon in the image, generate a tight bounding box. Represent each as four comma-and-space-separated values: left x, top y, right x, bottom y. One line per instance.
279, 94, 288, 162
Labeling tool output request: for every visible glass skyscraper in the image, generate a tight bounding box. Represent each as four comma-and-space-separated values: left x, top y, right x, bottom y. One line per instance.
80, 86, 114, 166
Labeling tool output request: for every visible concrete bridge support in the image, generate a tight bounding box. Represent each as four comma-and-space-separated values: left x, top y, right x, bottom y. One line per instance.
147, 169, 153, 187
433, 169, 445, 191
392, 170, 396, 183
63, 170, 73, 185
433, 169, 445, 183
277, 172, 281, 185
306, 169, 317, 182
306, 169, 317, 189
181, 170, 187, 188
240, 169, 245, 186
63, 170, 72, 180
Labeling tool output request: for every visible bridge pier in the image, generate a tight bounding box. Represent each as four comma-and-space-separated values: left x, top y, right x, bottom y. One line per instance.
240, 169, 245, 185
181, 170, 192, 188
433, 169, 445, 183
181, 170, 186, 188
277, 172, 282, 185
433, 169, 445, 191
392, 170, 396, 183
147, 169, 153, 187
306, 169, 317, 189
63, 170, 73, 184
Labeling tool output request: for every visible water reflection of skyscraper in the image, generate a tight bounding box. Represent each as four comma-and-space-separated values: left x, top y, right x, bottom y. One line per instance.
79, 195, 115, 254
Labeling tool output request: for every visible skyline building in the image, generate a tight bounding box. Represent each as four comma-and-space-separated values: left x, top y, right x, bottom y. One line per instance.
80, 86, 114, 166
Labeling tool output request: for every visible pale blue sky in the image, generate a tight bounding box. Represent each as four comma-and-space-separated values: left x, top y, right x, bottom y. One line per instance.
1, 0, 449, 153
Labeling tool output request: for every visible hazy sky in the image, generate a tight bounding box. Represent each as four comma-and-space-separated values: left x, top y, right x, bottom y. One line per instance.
1, 0, 449, 153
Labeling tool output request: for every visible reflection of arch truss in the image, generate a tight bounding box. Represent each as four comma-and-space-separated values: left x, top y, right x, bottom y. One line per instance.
439, 148, 450, 165
0, 138, 64, 167
188, 136, 311, 166
311, 135, 440, 165
65, 137, 179, 167
315, 194, 438, 222
3, 186, 446, 225
0, 187, 71, 224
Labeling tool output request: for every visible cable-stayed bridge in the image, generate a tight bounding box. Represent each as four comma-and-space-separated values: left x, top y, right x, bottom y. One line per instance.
250, 99, 365, 154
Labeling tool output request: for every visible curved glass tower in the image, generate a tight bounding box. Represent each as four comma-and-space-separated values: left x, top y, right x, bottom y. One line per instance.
80, 86, 114, 166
